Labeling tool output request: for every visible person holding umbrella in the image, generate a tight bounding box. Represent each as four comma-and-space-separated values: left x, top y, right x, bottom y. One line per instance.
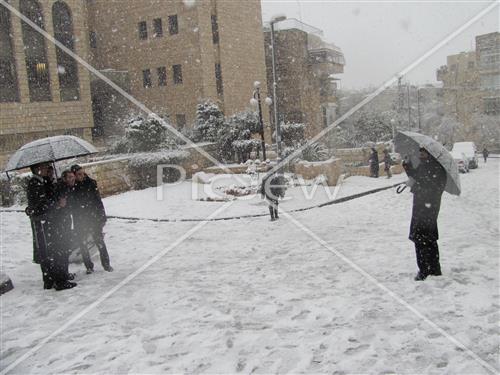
402, 147, 447, 281
26, 162, 77, 290
261, 168, 287, 221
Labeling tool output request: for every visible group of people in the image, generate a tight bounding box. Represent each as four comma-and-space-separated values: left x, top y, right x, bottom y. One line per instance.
26, 163, 112, 291
368, 147, 393, 179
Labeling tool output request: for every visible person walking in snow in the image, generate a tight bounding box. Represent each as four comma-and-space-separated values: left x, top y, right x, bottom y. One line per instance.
26, 162, 77, 291
482, 147, 489, 163
403, 147, 447, 281
261, 169, 287, 221
383, 149, 392, 179
70, 165, 113, 274
368, 147, 379, 178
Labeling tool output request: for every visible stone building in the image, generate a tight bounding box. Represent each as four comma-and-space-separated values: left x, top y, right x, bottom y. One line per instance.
0, 0, 271, 168
436, 51, 480, 128
0, 0, 94, 168
263, 19, 345, 139
436, 32, 499, 145
476, 32, 500, 115
87, 0, 270, 137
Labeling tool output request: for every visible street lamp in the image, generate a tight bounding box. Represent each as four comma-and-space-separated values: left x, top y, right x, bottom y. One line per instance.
390, 118, 396, 152
252, 81, 268, 161
270, 14, 286, 159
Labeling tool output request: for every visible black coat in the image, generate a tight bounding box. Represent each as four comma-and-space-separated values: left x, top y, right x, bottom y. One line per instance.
404, 157, 447, 243
71, 175, 106, 231
369, 149, 379, 172
27, 175, 60, 263
26, 175, 58, 221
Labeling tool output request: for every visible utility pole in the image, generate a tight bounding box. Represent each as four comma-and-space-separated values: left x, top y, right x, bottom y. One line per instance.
407, 83, 411, 131
417, 87, 421, 131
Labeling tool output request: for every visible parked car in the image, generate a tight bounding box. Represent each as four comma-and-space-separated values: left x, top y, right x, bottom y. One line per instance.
451, 150, 469, 173
452, 142, 479, 169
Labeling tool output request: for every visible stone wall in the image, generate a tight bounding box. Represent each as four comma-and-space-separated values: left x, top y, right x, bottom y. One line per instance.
80, 143, 217, 197
346, 163, 404, 178
334, 144, 387, 165
292, 158, 344, 186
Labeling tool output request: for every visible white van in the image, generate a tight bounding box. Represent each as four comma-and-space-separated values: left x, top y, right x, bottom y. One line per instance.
452, 142, 478, 169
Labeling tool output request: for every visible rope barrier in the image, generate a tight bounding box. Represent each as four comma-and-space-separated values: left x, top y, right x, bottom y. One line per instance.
1, 182, 405, 223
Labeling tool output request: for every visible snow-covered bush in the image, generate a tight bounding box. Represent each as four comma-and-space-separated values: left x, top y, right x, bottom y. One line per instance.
112, 114, 176, 153
280, 123, 306, 147
0, 173, 30, 207
301, 142, 329, 162
128, 150, 189, 189
193, 100, 225, 142
216, 110, 262, 162
331, 111, 392, 148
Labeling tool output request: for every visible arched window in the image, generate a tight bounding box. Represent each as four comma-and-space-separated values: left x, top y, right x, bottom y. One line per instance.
20, 0, 51, 101
52, 1, 79, 101
0, 2, 20, 102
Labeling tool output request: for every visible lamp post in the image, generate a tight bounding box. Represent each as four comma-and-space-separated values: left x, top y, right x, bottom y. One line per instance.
252, 81, 267, 161
270, 14, 286, 159
390, 118, 396, 152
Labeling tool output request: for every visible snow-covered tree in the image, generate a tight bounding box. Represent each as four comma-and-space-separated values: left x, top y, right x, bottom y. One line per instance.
280, 123, 306, 147
193, 100, 225, 142
112, 114, 176, 153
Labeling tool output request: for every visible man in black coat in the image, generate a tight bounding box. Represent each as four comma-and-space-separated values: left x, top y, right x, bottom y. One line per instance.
403, 148, 447, 281
26, 163, 77, 291
369, 147, 379, 178
70, 165, 112, 273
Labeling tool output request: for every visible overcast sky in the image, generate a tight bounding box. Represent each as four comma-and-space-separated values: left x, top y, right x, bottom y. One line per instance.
261, 1, 499, 89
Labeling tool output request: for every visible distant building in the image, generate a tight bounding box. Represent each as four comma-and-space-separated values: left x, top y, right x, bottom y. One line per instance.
263, 19, 345, 138
476, 32, 500, 115
436, 32, 499, 144
0, 0, 94, 168
436, 51, 480, 129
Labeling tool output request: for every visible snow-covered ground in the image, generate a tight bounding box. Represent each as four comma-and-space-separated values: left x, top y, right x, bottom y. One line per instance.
104, 172, 407, 220
0, 159, 498, 373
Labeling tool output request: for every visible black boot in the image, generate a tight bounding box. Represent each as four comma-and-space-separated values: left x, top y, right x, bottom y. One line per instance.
54, 281, 77, 291
414, 272, 428, 281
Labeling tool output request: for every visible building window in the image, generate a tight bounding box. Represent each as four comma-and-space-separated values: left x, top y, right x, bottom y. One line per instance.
176, 114, 186, 129
20, 0, 52, 102
211, 15, 219, 44
0, 4, 20, 102
89, 31, 97, 48
173, 64, 182, 84
157, 66, 167, 86
153, 18, 163, 37
53, 1, 80, 101
142, 69, 152, 88
484, 97, 500, 114
215, 63, 223, 95
168, 15, 178, 35
138, 21, 147, 40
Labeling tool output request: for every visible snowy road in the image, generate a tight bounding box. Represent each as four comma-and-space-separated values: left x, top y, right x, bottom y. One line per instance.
1, 160, 498, 373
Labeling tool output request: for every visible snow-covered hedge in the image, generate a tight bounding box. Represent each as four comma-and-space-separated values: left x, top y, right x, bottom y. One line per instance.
112, 114, 177, 153
0, 172, 30, 207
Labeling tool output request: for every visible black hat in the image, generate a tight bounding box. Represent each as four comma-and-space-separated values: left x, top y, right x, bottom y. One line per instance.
70, 164, 82, 173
